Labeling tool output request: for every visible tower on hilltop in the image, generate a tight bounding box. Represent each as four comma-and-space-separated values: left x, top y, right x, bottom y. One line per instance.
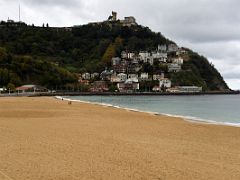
112, 11, 117, 21
108, 11, 117, 22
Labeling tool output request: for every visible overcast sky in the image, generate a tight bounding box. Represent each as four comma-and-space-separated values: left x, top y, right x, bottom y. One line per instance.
1, 0, 240, 89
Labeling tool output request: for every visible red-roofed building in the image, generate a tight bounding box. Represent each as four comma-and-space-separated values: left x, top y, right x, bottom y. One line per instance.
16, 85, 49, 93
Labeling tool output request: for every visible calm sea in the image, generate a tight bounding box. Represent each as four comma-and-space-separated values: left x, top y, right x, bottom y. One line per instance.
64, 95, 240, 126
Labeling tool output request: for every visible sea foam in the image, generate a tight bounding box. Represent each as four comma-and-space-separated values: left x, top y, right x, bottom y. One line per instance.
55, 96, 240, 128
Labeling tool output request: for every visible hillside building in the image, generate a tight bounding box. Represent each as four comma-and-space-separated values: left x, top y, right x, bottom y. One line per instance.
166, 86, 202, 93
158, 44, 167, 52
168, 63, 181, 72
121, 51, 128, 59
168, 44, 179, 53
91, 73, 99, 79
117, 79, 139, 92
178, 86, 203, 93
90, 81, 109, 92
120, 16, 137, 27
140, 73, 149, 81
112, 57, 121, 66
128, 74, 138, 81
117, 73, 128, 82
152, 52, 168, 62
159, 78, 172, 89
172, 57, 184, 65
101, 69, 113, 81
139, 51, 151, 62
82, 73, 91, 80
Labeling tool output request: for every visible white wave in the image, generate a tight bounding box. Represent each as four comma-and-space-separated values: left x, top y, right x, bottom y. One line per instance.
55, 96, 240, 128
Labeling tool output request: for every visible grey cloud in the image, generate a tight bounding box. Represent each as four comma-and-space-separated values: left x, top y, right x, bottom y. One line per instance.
181, 41, 240, 88
146, 0, 240, 43
10, 0, 82, 8
181, 41, 240, 62
224, 74, 240, 79
90, 0, 240, 43
1, 0, 240, 88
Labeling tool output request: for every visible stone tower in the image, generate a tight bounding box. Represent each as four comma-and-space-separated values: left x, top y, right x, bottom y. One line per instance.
112, 11, 117, 21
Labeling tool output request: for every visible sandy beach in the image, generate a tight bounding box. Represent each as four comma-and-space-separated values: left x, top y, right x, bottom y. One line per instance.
0, 97, 240, 180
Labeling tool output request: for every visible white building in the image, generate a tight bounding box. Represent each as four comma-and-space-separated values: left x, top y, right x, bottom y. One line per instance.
168, 44, 179, 52
110, 74, 120, 82
127, 52, 135, 59
140, 73, 149, 80
178, 86, 203, 93
128, 74, 138, 80
121, 51, 128, 59
148, 56, 154, 65
139, 51, 167, 64
139, 51, 151, 62
158, 44, 167, 52
172, 57, 184, 65
166, 87, 180, 93
82, 73, 91, 80
91, 73, 99, 79
159, 78, 171, 89
112, 57, 121, 66
166, 86, 203, 93
0, 87, 6, 93
152, 52, 168, 62
176, 48, 188, 56
117, 73, 128, 82
101, 70, 113, 81
131, 54, 140, 63
168, 63, 181, 72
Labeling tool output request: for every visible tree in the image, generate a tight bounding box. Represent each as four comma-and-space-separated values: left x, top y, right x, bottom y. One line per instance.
0, 68, 9, 86
102, 43, 116, 65
7, 83, 15, 92
0, 47, 7, 62
101, 37, 123, 66
109, 83, 118, 92
161, 84, 166, 92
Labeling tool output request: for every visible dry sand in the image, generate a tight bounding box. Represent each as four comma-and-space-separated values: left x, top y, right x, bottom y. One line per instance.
0, 97, 240, 180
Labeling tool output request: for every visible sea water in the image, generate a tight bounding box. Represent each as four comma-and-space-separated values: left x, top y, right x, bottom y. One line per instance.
63, 95, 240, 126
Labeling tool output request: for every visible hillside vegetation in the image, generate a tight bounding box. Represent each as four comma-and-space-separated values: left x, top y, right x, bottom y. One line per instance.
0, 47, 77, 90
0, 21, 229, 91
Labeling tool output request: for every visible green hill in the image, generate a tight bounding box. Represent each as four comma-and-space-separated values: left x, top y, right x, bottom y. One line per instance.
0, 20, 229, 91
0, 47, 77, 90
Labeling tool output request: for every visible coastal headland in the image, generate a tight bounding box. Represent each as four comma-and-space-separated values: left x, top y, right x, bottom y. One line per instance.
0, 97, 240, 180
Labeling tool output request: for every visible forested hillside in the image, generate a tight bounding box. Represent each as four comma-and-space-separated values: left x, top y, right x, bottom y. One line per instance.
0, 20, 229, 91
0, 47, 77, 90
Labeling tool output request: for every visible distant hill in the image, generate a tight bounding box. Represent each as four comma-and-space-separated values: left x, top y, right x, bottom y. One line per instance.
0, 47, 77, 90
0, 19, 229, 91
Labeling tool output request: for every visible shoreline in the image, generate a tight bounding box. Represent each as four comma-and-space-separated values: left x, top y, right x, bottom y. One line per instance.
37, 90, 240, 96
1, 97, 240, 179
56, 96, 240, 128
0, 90, 239, 97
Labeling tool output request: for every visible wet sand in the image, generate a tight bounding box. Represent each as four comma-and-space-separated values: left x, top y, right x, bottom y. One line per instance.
0, 97, 240, 180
